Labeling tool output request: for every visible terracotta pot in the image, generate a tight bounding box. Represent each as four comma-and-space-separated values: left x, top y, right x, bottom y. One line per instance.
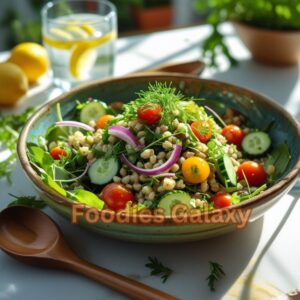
131, 5, 173, 30
233, 21, 300, 65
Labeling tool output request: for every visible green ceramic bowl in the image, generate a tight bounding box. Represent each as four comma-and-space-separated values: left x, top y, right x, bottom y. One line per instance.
18, 74, 300, 243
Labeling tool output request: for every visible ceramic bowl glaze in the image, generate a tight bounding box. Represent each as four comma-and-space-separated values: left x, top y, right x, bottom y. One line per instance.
18, 74, 300, 243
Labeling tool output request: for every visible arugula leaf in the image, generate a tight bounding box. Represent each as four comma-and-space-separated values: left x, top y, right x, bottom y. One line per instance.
69, 189, 104, 210
45, 125, 68, 144
8, 194, 46, 208
264, 143, 291, 181
41, 173, 67, 196
206, 261, 225, 291
0, 108, 35, 181
28, 145, 54, 175
145, 256, 173, 283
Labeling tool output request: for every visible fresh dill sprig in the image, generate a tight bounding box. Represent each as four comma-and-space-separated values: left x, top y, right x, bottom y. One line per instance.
145, 256, 173, 283
8, 194, 46, 208
123, 82, 184, 125
0, 108, 35, 182
206, 261, 225, 291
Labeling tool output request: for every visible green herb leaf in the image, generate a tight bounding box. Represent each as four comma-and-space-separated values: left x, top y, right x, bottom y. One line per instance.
264, 143, 291, 181
231, 184, 267, 204
8, 194, 46, 208
41, 173, 67, 196
69, 189, 104, 210
28, 145, 54, 175
145, 256, 173, 283
0, 108, 35, 181
206, 261, 225, 291
123, 82, 185, 127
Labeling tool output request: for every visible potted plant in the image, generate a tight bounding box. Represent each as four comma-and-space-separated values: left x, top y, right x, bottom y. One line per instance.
129, 0, 173, 30
194, 0, 300, 66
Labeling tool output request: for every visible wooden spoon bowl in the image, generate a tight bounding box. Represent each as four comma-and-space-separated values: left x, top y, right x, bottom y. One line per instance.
0, 206, 178, 300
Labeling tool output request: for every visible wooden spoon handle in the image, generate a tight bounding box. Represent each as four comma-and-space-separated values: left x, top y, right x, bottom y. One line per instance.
65, 258, 178, 300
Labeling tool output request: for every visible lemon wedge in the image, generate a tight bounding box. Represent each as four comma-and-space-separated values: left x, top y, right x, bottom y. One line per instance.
80, 24, 95, 36
69, 42, 98, 79
64, 25, 90, 39
44, 24, 94, 49
69, 31, 116, 79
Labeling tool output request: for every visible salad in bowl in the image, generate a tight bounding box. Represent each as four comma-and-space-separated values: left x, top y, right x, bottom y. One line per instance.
26, 82, 291, 217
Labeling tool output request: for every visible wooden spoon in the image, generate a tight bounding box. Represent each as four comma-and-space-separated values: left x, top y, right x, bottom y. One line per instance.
150, 60, 205, 75
0, 206, 178, 300
137, 60, 205, 76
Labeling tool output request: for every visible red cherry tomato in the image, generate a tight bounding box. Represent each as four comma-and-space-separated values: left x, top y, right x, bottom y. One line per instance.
50, 147, 68, 160
101, 183, 134, 211
237, 161, 267, 186
222, 125, 244, 147
211, 193, 232, 208
137, 103, 162, 125
191, 120, 213, 143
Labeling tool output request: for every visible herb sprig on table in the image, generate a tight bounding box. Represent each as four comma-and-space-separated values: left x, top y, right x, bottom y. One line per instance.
206, 261, 225, 291
0, 108, 35, 182
8, 194, 46, 208
145, 256, 173, 283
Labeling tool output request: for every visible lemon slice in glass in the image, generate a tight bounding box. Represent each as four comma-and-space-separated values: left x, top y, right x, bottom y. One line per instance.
69, 31, 116, 80
69, 42, 98, 80
44, 24, 95, 49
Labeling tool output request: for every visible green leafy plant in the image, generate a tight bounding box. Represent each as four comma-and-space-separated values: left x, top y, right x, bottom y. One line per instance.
194, 0, 300, 67
145, 256, 173, 283
0, 108, 35, 182
206, 261, 225, 291
8, 194, 46, 208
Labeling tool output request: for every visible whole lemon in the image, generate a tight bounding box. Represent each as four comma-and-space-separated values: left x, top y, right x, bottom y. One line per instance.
8, 42, 49, 83
0, 62, 28, 106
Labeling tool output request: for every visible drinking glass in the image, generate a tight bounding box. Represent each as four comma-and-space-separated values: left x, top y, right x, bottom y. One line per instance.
42, 0, 117, 89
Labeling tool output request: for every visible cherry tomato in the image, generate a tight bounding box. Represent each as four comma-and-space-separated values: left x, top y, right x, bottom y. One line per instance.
50, 147, 68, 160
191, 120, 213, 143
237, 161, 267, 186
101, 183, 134, 211
211, 193, 232, 208
137, 103, 162, 125
222, 125, 244, 147
182, 157, 210, 184
96, 114, 115, 129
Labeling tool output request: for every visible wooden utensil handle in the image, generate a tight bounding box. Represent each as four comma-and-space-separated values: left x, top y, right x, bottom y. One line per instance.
66, 258, 178, 300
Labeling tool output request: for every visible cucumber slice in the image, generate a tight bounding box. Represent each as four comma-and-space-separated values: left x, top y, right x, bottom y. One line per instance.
80, 101, 106, 124
158, 191, 192, 216
217, 154, 237, 186
242, 131, 271, 156
88, 157, 119, 185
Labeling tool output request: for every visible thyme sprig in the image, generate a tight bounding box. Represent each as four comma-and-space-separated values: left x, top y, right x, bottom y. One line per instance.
145, 256, 173, 283
206, 261, 225, 291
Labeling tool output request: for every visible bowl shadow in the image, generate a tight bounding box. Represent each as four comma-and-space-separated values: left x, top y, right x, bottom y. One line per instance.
53, 210, 264, 300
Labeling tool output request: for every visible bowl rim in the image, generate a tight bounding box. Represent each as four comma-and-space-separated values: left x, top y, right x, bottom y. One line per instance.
17, 73, 300, 225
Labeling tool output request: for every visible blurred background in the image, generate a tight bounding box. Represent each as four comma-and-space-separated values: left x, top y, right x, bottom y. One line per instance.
0, 0, 205, 51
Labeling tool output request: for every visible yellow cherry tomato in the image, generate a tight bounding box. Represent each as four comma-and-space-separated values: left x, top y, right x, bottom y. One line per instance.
182, 157, 210, 184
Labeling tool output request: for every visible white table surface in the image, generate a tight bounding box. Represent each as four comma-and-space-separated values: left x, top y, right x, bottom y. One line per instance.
0, 24, 300, 300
